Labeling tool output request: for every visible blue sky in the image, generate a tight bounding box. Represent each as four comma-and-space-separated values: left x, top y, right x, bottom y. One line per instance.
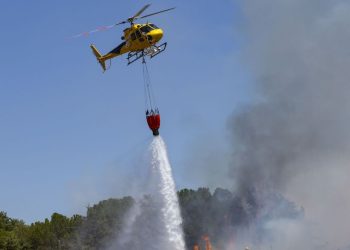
0, 0, 252, 222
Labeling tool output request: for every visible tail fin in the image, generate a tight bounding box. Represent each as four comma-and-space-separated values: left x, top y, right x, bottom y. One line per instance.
90, 44, 106, 72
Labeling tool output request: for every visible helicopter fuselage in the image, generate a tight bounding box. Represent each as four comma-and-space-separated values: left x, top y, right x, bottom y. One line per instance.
98, 23, 163, 62
123, 23, 163, 51
90, 23, 165, 71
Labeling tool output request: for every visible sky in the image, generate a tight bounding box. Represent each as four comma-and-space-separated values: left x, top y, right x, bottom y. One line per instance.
0, 1, 250, 222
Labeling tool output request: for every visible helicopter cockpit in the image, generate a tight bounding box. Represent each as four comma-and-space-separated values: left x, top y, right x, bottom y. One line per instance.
140, 23, 159, 33
126, 24, 158, 41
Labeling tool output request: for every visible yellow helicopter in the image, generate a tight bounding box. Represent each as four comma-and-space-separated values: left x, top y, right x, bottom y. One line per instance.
76, 4, 175, 71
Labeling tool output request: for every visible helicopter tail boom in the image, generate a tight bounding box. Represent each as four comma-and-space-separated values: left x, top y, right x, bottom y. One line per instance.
90, 44, 107, 71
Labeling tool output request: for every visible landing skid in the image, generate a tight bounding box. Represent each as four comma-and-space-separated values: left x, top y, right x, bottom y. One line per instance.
127, 42, 167, 65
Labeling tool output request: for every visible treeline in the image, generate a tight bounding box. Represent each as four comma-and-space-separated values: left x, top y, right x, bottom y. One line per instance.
0, 188, 302, 249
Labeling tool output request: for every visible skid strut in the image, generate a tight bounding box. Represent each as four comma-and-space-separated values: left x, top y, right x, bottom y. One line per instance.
127, 42, 167, 65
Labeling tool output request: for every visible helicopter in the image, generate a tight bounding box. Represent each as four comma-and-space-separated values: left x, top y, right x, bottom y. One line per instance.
79, 4, 175, 71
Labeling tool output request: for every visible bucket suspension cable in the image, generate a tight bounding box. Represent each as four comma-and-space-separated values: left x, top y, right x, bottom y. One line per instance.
143, 61, 153, 110
142, 58, 158, 112
143, 59, 150, 110
142, 57, 160, 136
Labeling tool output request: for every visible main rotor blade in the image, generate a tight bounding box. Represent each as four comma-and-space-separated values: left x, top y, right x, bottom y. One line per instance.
132, 4, 151, 19
138, 7, 175, 20
69, 5, 174, 39
70, 24, 115, 39
115, 20, 128, 26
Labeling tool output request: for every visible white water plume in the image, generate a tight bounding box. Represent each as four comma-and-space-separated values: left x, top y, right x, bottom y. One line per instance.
110, 136, 185, 250
149, 136, 185, 250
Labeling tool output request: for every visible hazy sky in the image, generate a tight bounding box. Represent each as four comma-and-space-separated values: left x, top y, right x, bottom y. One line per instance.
0, 0, 249, 222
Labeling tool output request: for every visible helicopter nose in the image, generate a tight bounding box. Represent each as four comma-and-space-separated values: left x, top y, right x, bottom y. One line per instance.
149, 29, 163, 42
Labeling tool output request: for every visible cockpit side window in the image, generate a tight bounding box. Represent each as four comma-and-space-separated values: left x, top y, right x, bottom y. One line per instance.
135, 30, 141, 38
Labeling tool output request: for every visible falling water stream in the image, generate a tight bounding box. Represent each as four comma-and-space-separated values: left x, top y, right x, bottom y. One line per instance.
112, 136, 185, 250
149, 136, 186, 250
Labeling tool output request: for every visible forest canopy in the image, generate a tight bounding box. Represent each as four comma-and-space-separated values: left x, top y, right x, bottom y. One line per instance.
0, 188, 302, 250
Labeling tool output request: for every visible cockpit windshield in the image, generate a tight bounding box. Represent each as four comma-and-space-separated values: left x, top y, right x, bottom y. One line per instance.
149, 24, 159, 29
140, 25, 153, 33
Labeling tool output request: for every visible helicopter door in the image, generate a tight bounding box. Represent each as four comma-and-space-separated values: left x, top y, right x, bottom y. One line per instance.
135, 30, 145, 42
